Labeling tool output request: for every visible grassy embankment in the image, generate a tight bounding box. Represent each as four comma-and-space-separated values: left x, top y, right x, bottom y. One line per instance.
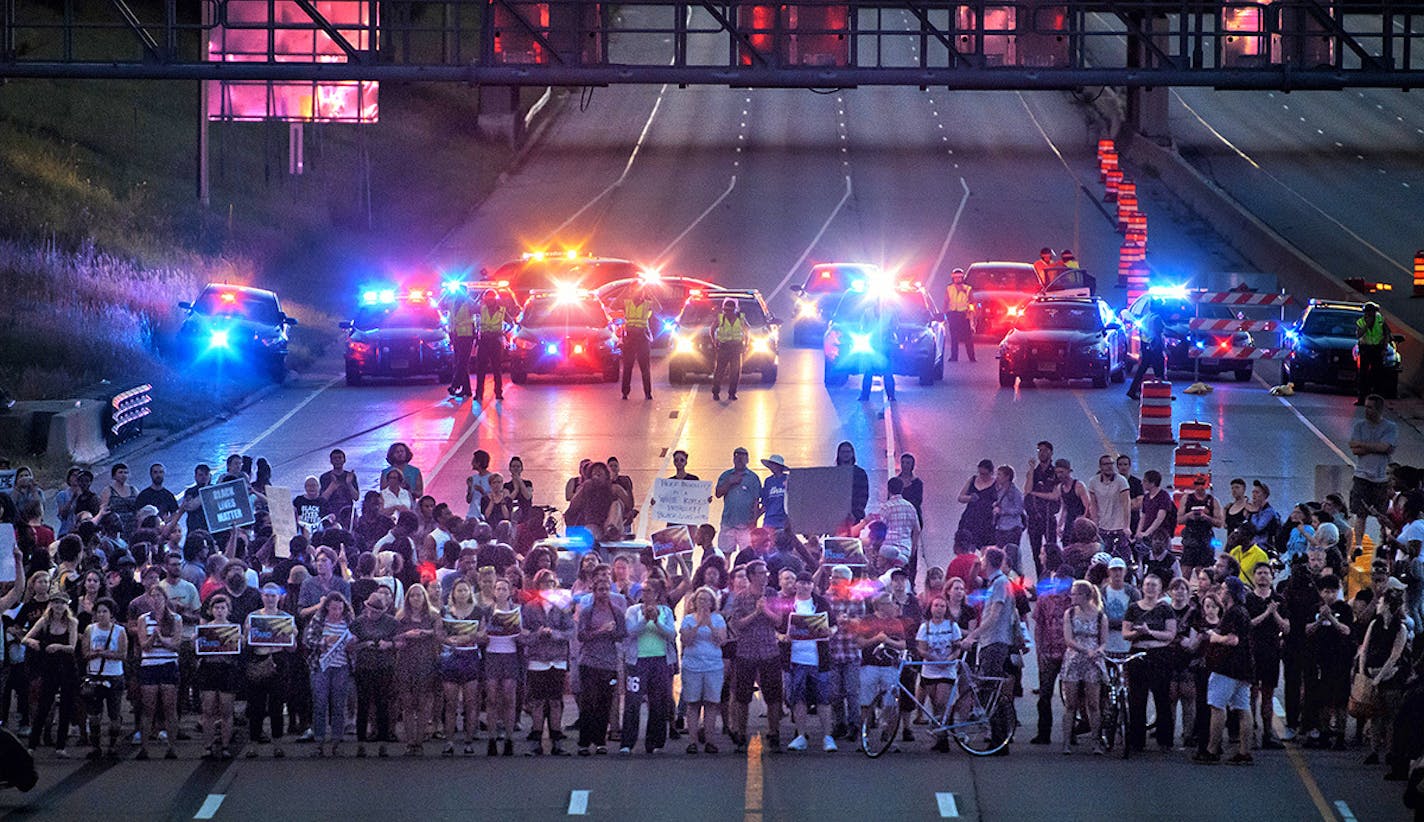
0, 2, 521, 448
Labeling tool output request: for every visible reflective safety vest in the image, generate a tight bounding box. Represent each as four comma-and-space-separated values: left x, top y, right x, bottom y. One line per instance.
479, 306, 506, 333
624, 299, 652, 329
715, 314, 747, 343
1358, 314, 1385, 346
450, 301, 475, 337
946, 283, 973, 313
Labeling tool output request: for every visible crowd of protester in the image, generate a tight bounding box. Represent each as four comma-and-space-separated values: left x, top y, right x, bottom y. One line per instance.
0, 396, 1420, 799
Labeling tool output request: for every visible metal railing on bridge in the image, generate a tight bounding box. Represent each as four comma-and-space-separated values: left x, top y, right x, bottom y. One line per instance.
2, 0, 1424, 88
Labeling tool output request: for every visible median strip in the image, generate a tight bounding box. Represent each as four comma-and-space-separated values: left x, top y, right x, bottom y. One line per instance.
935, 792, 960, 818
194, 794, 226, 820
568, 790, 590, 816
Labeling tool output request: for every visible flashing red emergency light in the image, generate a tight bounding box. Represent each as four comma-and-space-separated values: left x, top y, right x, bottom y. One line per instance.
219, 292, 237, 303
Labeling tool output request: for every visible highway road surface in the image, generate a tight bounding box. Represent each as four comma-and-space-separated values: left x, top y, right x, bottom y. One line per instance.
4, 10, 1420, 821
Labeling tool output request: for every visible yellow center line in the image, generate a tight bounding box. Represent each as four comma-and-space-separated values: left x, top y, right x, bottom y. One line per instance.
1073, 390, 1118, 454
1284, 744, 1338, 821
743, 734, 764, 822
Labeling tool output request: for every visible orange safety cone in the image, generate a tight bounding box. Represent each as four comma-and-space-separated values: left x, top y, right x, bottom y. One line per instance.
1136, 380, 1175, 444
1178, 420, 1212, 442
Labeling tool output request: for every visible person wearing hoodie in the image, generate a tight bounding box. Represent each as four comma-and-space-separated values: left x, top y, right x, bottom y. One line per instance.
835, 442, 869, 534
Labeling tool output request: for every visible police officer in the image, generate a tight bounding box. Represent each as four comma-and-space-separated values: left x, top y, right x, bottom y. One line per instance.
857, 299, 898, 402
474, 289, 508, 401
1126, 301, 1166, 401
1032, 247, 1057, 283
1356, 301, 1390, 406
711, 298, 747, 401
620, 283, 657, 401
945, 268, 975, 363
443, 285, 476, 398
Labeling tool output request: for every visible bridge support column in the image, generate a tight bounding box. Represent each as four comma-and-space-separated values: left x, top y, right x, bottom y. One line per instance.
477, 86, 525, 146
1125, 13, 1172, 145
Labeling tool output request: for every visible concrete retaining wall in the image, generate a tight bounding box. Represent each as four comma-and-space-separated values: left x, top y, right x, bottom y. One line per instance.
1119, 131, 1424, 392
0, 400, 110, 466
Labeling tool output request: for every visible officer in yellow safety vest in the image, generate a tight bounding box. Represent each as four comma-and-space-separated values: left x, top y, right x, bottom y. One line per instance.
621, 284, 658, 401
445, 285, 477, 398
475, 289, 508, 401
1355, 302, 1390, 406
710, 298, 748, 401
945, 268, 976, 363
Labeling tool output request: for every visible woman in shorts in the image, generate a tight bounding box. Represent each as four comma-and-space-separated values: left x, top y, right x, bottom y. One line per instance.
135, 584, 183, 760
440, 579, 484, 756
521, 569, 574, 755
80, 597, 126, 759
679, 586, 727, 754
915, 595, 962, 753
197, 594, 240, 760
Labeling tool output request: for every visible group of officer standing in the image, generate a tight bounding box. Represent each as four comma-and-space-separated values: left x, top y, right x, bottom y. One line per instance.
436, 282, 755, 403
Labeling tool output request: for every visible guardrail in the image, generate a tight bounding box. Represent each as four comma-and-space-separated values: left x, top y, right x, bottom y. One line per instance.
106, 384, 153, 447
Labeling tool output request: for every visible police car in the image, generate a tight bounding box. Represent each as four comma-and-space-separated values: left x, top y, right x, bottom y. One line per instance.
594, 274, 716, 352
822, 282, 946, 387
667, 289, 780, 385
340, 288, 453, 386
788, 262, 885, 346
175, 284, 297, 382
507, 286, 621, 384
961, 261, 1096, 336
1121, 288, 1256, 381
490, 251, 648, 299
998, 296, 1128, 388
1282, 300, 1403, 397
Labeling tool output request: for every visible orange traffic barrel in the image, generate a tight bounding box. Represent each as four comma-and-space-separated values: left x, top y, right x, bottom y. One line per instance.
1179, 421, 1212, 442
1105, 168, 1123, 201
1173, 444, 1212, 489
1413, 250, 1424, 297
1136, 380, 1175, 444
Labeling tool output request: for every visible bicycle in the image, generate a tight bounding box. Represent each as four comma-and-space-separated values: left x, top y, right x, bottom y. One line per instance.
1098, 651, 1145, 760
860, 653, 1017, 758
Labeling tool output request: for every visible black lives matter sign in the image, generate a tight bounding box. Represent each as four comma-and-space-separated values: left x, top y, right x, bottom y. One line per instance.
200, 479, 255, 531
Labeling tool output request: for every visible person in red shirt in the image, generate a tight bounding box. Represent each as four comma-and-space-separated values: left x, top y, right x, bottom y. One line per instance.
945, 530, 981, 594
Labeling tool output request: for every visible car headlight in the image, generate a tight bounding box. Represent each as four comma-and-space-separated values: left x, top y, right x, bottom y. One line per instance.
673, 334, 696, 355
749, 335, 774, 356
208, 329, 230, 349
795, 300, 820, 320
849, 333, 875, 355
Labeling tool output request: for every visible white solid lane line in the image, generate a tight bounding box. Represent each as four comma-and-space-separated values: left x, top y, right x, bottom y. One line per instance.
766, 175, 855, 303
655, 175, 739, 263
925, 176, 972, 295
1252, 374, 1355, 467
423, 402, 494, 487
541, 79, 673, 243
568, 790, 591, 816
935, 792, 961, 818
194, 795, 226, 820
238, 375, 343, 455
1333, 800, 1357, 822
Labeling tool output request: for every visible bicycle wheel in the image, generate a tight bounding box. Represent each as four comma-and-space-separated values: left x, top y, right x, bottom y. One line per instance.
1100, 699, 1119, 751
952, 677, 1012, 757
860, 694, 900, 758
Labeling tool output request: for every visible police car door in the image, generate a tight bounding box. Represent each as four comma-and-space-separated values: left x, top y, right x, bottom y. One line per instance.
1042, 269, 1096, 298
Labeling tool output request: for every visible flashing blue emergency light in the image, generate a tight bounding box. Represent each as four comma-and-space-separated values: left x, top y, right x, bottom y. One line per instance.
849, 332, 874, 355
662, 319, 677, 332
378, 289, 396, 304
544, 342, 560, 356
208, 329, 230, 349
361, 290, 379, 305
1146, 284, 1189, 300
849, 279, 867, 293
564, 527, 596, 553
1195, 340, 1206, 350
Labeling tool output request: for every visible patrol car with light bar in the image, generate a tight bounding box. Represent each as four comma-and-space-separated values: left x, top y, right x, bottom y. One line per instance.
821, 281, 946, 387
668, 289, 780, 385
175, 284, 297, 382
1281, 300, 1403, 397
507, 286, 622, 384
788, 262, 885, 346
340, 288, 454, 386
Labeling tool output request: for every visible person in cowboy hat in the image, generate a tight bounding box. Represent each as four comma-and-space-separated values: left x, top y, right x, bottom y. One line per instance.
758, 455, 790, 530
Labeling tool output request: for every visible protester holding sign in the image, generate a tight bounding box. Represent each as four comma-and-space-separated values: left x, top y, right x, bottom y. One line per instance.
197, 594, 241, 761
304, 591, 355, 758
484, 579, 521, 756
439, 580, 483, 756
244, 584, 295, 759
785, 572, 838, 752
